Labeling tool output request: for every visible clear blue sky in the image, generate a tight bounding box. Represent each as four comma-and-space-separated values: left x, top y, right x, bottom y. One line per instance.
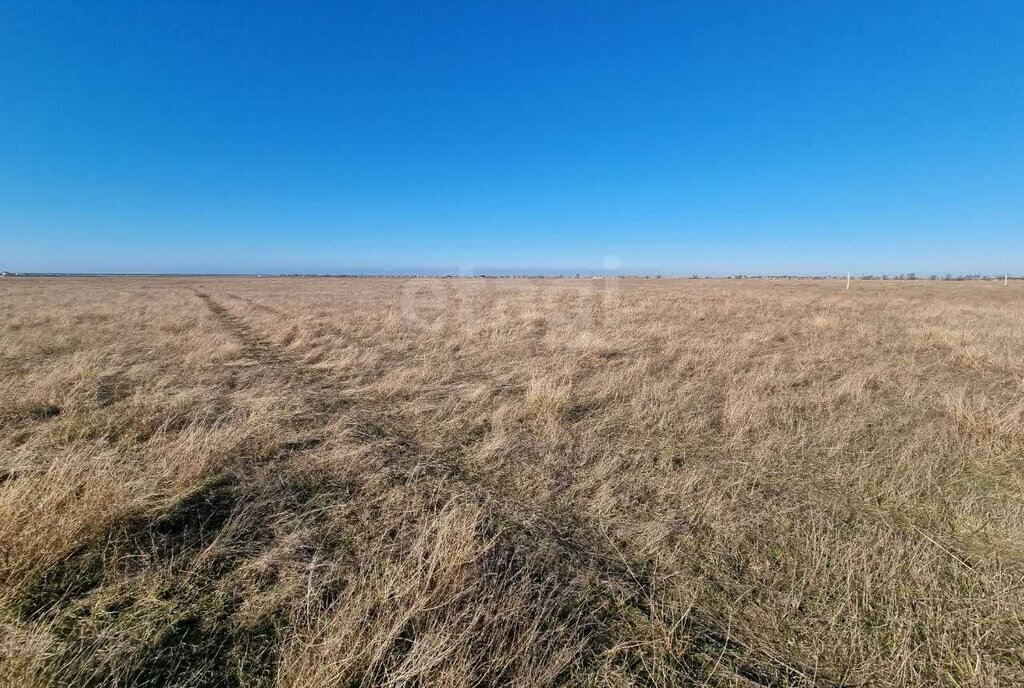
1, 1, 1021, 275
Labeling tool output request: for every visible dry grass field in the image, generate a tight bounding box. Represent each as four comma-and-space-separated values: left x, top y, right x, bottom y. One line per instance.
1, 276, 1022, 687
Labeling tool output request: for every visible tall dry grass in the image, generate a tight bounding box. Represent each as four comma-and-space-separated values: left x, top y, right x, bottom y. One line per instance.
1, 276, 1022, 686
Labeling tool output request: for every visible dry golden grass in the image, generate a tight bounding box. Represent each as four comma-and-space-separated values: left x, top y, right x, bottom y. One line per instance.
1, 276, 1023, 686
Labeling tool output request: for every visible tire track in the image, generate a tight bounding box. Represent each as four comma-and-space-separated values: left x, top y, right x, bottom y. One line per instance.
194, 289, 351, 435
193, 289, 628, 562
196, 290, 290, 367
192, 288, 823, 687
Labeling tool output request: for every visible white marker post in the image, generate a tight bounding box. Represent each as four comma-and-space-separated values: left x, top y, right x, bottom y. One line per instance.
1006, 274, 1009, 286
847, 272, 851, 290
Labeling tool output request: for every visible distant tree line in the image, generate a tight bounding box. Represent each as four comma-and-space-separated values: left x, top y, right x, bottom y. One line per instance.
856, 274, 1012, 281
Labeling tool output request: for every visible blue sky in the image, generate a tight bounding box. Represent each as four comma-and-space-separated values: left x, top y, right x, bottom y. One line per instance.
1, 1, 1021, 275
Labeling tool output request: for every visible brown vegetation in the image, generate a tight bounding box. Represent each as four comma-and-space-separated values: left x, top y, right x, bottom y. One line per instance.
1, 277, 1022, 686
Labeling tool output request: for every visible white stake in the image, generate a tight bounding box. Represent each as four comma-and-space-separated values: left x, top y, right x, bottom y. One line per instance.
1005, 274, 1009, 286
846, 272, 851, 290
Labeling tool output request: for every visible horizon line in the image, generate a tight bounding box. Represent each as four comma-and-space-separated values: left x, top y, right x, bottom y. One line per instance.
1, 271, 1016, 280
